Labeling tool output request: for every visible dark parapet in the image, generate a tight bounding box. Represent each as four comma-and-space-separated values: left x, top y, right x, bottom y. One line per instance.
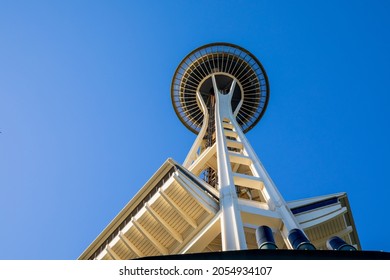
139, 249, 390, 260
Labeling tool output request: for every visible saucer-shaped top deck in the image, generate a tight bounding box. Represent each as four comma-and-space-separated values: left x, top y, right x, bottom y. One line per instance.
171, 43, 270, 134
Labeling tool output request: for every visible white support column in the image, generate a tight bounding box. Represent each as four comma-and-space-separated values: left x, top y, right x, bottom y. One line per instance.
213, 75, 247, 251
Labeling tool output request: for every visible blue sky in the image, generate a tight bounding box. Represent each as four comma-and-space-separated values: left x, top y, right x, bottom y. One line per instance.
1, 1, 389, 259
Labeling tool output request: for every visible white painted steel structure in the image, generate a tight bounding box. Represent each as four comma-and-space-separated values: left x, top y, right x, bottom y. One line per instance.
176, 43, 305, 251
182, 73, 303, 250
79, 43, 360, 260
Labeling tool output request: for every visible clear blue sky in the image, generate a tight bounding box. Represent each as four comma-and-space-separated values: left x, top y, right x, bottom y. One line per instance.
1, 1, 389, 259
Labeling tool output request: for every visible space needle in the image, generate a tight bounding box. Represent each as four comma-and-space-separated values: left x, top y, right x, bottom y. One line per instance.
79, 43, 362, 260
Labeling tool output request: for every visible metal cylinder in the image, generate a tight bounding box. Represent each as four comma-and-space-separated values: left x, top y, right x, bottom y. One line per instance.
326, 236, 357, 251
288, 228, 316, 250
255, 226, 278, 250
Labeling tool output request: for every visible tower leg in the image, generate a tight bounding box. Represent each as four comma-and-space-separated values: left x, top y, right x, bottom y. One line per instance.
213, 75, 247, 251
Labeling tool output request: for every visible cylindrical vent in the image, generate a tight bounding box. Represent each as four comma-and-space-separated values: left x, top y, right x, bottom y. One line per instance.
326, 236, 357, 251
288, 229, 316, 250
255, 226, 277, 250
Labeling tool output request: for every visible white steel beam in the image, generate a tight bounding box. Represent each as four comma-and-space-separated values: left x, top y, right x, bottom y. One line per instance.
187, 144, 217, 175
229, 153, 252, 165
119, 232, 143, 258
105, 245, 120, 260
184, 91, 209, 168
159, 189, 198, 228
228, 103, 303, 233
224, 129, 238, 138
145, 203, 184, 243
233, 173, 264, 190
173, 175, 218, 214
132, 219, 169, 255
226, 139, 243, 150
213, 75, 247, 251
180, 212, 222, 254
223, 122, 234, 130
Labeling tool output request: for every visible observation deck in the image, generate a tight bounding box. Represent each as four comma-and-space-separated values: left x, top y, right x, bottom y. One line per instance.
171, 43, 269, 134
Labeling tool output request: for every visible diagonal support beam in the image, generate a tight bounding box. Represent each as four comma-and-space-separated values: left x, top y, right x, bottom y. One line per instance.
159, 189, 197, 228
119, 232, 143, 258
105, 245, 120, 260
133, 219, 169, 255
173, 175, 217, 214
145, 203, 183, 243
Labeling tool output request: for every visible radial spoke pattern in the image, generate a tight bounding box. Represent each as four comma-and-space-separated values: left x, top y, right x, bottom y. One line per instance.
171, 43, 269, 134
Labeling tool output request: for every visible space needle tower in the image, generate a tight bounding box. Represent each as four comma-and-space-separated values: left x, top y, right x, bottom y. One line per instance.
79, 43, 361, 260
172, 42, 302, 250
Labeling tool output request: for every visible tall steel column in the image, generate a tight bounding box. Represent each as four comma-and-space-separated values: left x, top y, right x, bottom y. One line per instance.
212, 75, 247, 250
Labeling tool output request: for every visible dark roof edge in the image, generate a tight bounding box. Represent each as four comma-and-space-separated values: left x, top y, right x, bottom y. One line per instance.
138, 248, 390, 260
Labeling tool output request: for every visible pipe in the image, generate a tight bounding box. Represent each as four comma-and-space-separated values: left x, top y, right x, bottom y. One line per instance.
326, 236, 357, 251
256, 226, 277, 250
288, 228, 316, 250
